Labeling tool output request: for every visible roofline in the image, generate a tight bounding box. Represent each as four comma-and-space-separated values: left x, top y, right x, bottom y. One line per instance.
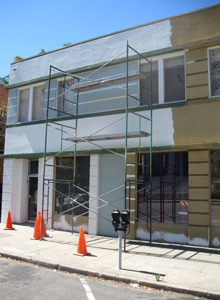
11, 4, 220, 66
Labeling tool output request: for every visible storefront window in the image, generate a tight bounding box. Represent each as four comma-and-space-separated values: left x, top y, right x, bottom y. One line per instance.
137, 152, 188, 224
55, 156, 90, 216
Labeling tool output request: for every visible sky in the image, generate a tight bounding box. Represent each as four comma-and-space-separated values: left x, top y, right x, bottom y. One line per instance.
1, 0, 219, 78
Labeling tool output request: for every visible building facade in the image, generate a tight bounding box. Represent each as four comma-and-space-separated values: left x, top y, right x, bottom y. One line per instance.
1, 5, 220, 247
0, 83, 8, 219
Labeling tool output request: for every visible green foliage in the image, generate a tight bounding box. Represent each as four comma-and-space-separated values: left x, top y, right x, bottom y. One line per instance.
63, 43, 72, 47
0, 75, 9, 84
38, 49, 46, 54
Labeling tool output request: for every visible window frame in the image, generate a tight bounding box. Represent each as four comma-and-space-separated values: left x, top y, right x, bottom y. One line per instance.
208, 45, 220, 98
56, 77, 75, 117
140, 50, 186, 106
17, 82, 45, 123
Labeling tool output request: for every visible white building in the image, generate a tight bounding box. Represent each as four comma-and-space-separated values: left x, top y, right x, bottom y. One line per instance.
1, 4, 220, 247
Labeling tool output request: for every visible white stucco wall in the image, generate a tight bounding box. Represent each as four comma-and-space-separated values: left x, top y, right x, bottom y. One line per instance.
1, 159, 13, 223
10, 20, 172, 85
88, 154, 99, 235
5, 108, 174, 155
1, 159, 29, 224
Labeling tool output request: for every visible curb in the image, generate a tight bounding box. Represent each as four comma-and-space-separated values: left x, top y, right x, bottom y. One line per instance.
0, 251, 219, 300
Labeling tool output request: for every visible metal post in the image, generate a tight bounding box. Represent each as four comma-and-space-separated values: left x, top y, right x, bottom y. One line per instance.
149, 59, 153, 243
118, 230, 122, 269
124, 41, 129, 251
41, 65, 52, 239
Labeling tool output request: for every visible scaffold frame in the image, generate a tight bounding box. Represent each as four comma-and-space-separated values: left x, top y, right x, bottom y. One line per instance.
41, 42, 153, 243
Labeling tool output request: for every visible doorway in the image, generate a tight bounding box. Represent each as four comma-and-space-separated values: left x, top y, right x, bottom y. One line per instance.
28, 160, 38, 221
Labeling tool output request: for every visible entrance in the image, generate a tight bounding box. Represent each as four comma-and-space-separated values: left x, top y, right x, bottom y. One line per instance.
137, 151, 188, 225
28, 160, 38, 221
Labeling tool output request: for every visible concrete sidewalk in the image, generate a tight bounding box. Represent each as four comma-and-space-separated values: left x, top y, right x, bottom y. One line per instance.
0, 223, 219, 299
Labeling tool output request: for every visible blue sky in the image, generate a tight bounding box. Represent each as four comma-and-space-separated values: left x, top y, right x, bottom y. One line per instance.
1, 0, 219, 78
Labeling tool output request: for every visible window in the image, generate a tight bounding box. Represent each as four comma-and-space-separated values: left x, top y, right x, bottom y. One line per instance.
138, 152, 188, 224
58, 79, 75, 116
141, 61, 158, 105
55, 156, 90, 216
140, 54, 185, 106
32, 85, 44, 120
18, 84, 45, 122
164, 56, 185, 102
209, 47, 220, 97
211, 150, 220, 227
19, 88, 29, 122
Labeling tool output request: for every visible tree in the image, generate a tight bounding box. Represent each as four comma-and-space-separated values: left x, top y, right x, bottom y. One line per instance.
38, 49, 46, 54
0, 75, 9, 85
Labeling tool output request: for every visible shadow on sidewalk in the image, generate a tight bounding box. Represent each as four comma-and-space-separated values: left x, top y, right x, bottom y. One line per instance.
127, 240, 220, 255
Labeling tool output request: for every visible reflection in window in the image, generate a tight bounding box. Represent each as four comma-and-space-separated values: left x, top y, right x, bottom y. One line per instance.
33, 85, 44, 120
55, 156, 90, 216
211, 150, 220, 227
164, 56, 185, 102
58, 79, 75, 116
137, 152, 188, 224
140, 61, 158, 105
209, 48, 220, 97
19, 89, 29, 122
29, 160, 38, 175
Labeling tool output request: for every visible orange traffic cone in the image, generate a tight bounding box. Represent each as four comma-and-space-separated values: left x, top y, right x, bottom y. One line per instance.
30, 217, 41, 240
4, 211, 15, 230
158, 214, 162, 222
38, 211, 48, 237
74, 228, 91, 256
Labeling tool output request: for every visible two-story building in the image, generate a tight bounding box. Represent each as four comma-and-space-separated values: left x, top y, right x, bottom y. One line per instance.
0, 83, 8, 219
1, 4, 220, 247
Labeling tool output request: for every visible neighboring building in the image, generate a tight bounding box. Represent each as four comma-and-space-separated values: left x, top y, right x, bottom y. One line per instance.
0, 83, 8, 219
1, 5, 220, 247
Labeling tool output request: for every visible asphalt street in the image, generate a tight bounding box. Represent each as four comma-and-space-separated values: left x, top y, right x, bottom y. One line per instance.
0, 258, 207, 300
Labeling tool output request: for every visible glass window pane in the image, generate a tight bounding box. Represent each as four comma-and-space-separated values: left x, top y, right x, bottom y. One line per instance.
55, 156, 90, 216
58, 79, 75, 116
29, 160, 38, 175
141, 61, 158, 105
137, 151, 188, 225
211, 150, 220, 227
33, 85, 44, 120
164, 56, 185, 102
19, 89, 29, 122
209, 48, 220, 96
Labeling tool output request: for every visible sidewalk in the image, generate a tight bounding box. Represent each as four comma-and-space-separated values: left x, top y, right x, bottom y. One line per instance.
0, 223, 220, 299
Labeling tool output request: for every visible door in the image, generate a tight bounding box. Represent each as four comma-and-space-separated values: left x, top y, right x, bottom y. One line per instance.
28, 160, 38, 221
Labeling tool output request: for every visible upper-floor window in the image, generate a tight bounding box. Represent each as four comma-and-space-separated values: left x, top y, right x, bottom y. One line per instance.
32, 85, 44, 120
164, 56, 185, 102
19, 88, 29, 122
58, 79, 75, 116
140, 54, 185, 105
141, 61, 158, 105
18, 84, 44, 122
209, 47, 220, 97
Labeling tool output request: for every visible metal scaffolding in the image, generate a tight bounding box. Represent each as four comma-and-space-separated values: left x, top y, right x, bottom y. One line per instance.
41, 42, 153, 242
